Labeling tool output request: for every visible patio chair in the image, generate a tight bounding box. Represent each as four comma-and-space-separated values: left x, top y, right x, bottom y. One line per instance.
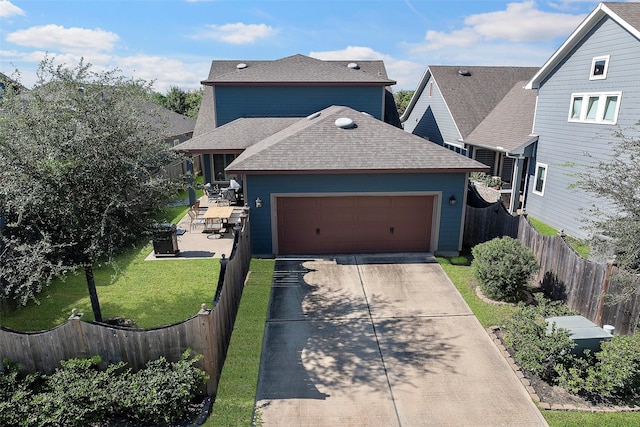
216, 199, 231, 207
207, 217, 226, 235
187, 209, 206, 231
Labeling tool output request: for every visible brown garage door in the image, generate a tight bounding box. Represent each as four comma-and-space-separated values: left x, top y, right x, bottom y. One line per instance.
277, 195, 434, 254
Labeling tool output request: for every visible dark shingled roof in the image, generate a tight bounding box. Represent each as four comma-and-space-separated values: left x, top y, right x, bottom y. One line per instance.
174, 117, 299, 153
227, 106, 489, 174
463, 81, 538, 153
605, 2, 640, 29
144, 102, 195, 138
428, 66, 538, 139
201, 54, 396, 86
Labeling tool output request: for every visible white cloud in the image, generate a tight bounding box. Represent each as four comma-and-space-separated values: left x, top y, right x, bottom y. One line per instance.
193, 22, 275, 44
116, 55, 209, 92
6, 24, 119, 53
415, 1, 586, 52
310, 46, 424, 91
0, 0, 24, 18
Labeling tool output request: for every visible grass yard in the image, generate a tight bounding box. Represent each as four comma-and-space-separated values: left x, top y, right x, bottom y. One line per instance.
528, 216, 590, 259
0, 202, 219, 331
206, 258, 275, 427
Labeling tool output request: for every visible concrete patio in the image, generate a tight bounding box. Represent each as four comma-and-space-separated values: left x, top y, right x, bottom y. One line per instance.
144, 196, 245, 261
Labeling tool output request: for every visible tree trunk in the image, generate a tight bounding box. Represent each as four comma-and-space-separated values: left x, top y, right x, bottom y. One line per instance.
84, 264, 103, 322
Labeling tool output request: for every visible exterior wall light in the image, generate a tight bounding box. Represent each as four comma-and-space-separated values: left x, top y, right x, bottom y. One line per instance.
449, 195, 457, 206
255, 197, 262, 208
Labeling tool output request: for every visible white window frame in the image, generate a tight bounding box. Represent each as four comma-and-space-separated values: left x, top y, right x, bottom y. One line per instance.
568, 92, 622, 124
443, 141, 468, 156
590, 55, 610, 80
533, 162, 548, 196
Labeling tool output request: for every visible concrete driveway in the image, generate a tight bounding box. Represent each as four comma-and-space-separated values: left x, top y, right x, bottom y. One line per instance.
254, 254, 547, 426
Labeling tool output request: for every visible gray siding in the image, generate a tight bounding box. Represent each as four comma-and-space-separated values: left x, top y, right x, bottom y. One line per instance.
403, 78, 460, 145
245, 173, 468, 255
527, 16, 640, 239
214, 86, 384, 126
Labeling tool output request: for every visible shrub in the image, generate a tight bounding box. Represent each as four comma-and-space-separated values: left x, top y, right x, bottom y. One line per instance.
120, 349, 207, 424
0, 350, 207, 425
472, 236, 539, 303
30, 356, 125, 427
557, 333, 640, 402
0, 358, 40, 427
503, 295, 576, 381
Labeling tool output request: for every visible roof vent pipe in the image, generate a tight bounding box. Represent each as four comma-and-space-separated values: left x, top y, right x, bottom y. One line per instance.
335, 117, 355, 129
347, 62, 359, 70
458, 69, 471, 76
237, 63, 248, 70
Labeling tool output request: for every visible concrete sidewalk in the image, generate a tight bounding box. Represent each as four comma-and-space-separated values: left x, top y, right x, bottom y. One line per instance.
254, 254, 547, 426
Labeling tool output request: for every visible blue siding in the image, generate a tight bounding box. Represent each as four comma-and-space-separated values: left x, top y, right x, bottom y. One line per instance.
527, 17, 640, 239
403, 77, 460, 145
215, 86, 384, 126
245, 173, 467, 255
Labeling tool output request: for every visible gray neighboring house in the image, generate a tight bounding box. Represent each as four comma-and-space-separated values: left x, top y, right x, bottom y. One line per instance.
524, 2, 640, 239
400, 66, 539, 213
144, 103, 196, 178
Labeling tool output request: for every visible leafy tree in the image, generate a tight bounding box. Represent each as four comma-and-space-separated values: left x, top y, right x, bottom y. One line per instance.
0, 58, 183, 320
393, 89, 414, 116
152, 86, 202, 120
571, 126, 640, 298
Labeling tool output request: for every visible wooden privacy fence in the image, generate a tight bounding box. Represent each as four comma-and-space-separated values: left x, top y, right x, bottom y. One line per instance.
463, 201, 519, 250
0, 215, 252, 397
518, 215, 639, 335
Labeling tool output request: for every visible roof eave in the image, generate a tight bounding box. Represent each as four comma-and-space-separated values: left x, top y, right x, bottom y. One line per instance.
400, 67, 431, 122
226, 167, 489, 175
525, 3, 628, 89
200, 80, 396, 87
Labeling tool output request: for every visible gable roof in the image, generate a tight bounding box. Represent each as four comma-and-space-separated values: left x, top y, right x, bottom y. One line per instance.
174, 117, 299, 153
226, 105, 488, 174
401, 66, 538, 139
201, 54, 396, 86
526, 2, 640, 89
462, 80, 538, 154
144, 102, 195, 138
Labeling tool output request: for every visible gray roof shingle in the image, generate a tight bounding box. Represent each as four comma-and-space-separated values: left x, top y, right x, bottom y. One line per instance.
603, 2, 640, 32
463, 81, 538, 153
174, 117, 299, 152
227, 106, 488, 174
202, 54, 395, 86
429, 66, 538, 139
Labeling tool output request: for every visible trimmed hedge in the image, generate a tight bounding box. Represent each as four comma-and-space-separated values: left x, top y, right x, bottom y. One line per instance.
0, 350, 207, 426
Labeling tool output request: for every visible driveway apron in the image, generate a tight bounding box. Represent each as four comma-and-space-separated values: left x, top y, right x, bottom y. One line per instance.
254, 254, 547, 426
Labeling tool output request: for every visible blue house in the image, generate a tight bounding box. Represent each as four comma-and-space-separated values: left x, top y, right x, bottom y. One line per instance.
400, 66, 538, 214
177, 56, 488, 256
224, 105, 488, 256
192, 54, 399, 184
524, 2, 640, 239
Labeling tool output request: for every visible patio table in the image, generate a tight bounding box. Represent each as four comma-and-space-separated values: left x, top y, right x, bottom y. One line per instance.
203, 206, 234, 233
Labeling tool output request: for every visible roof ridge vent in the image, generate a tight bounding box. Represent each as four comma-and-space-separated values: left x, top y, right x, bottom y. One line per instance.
236, 63, 248, 70
458, 69, 471, 76
347, 62, 359, 70
335, 117, 355, 129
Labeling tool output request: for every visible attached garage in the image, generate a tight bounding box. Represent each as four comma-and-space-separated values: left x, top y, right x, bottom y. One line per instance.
277, 195, 434, 254
224, 106, 489, 256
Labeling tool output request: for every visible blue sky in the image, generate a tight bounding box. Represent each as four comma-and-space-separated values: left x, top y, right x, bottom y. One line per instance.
0, 1, 632, 92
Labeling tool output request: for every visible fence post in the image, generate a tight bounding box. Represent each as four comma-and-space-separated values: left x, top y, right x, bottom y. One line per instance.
595, 262, 614, 326
196, 303, 217, 397
213, 255, 228, 306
